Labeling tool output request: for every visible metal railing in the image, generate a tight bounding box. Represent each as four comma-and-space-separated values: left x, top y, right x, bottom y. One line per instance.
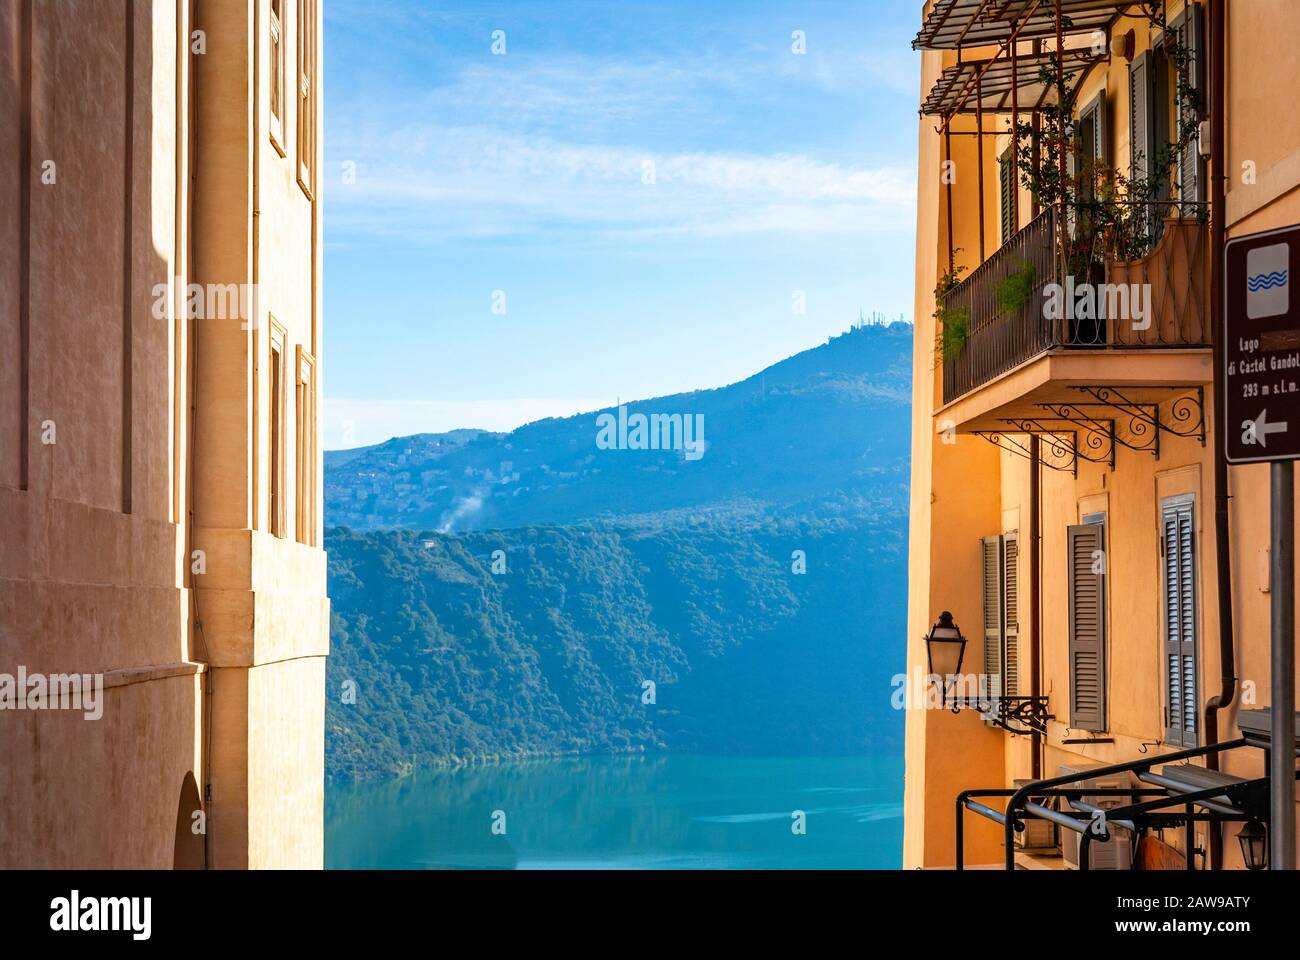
955, 737, 1258, 871
940, 202, 1211, 405
941, 208, 1059, 403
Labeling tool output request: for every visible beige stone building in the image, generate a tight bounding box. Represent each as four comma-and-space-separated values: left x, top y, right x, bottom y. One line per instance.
0, 0, 327, 868
907, 0, 1299, 869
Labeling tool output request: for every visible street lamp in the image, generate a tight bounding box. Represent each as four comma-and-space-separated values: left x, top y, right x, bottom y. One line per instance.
925, 611, 967, 702
924, 609, 1054, 736
1237, 819, 1268, 871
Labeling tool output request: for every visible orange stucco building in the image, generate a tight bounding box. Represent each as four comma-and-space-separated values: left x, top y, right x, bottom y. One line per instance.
0, 0, 327, 868
907, 0, 1299, 869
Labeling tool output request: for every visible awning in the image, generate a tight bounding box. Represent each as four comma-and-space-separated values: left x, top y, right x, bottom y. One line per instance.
921, 47, 1104, 115
914, 0, 1132, 51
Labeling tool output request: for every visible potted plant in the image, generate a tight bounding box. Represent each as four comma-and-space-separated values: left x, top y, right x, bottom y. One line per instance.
933, 261, 969, 364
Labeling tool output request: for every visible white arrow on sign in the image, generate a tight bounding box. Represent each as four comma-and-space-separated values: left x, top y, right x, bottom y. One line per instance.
1242, 408, 1290, 447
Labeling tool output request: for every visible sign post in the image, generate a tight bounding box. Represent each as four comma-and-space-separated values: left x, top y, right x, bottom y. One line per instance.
1225, 225, 1299, 870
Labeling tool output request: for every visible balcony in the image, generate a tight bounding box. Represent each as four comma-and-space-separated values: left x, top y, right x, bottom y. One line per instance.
940, 204, 1212, 408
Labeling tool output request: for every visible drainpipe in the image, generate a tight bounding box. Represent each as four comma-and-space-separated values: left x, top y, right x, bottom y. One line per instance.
1203, 0, 1236, 871
1030, 435, 1042, 779
975, 73, 986, 263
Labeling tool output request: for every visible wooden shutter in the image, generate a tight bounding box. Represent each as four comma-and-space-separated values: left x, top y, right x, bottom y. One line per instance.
1162, 499, 1199, 746
1084, 92, 1106, 168
999, 148, 1016, 247
1129, 52, 1153, 183
982, 536, 1003, 696
1173, 5, 1204, 206
1129, 51, 1157, 247
1002, 533, 1020, 696
980, 533, 1021, 699
1071, 93, 1106, 240
1068, 523, 1107, 730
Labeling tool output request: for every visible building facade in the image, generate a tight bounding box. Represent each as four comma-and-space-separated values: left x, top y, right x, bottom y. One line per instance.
0, 0, 327, 868
907, 0, 1299, 869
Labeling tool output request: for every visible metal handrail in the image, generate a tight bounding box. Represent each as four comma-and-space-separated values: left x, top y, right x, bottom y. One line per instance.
954, 786, 1164, 869
997, 737, 1249, 870
953, 738, 1264, 869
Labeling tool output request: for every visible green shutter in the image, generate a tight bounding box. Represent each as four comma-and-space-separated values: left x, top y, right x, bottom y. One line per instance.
1162, 498, 1199, 746
1068, 523, 1107, 731
999, 148, 1016, 247
983, 536, 1003, 696
1002, 533, 1020, 696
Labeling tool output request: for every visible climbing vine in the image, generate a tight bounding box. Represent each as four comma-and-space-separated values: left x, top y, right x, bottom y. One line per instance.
1010, 7, 1204, 278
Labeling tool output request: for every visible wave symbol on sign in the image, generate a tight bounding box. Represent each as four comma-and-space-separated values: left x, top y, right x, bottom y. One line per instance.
1247, 270, 1288, 291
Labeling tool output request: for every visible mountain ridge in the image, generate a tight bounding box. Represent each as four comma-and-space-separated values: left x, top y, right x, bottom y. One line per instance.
324, 321, 914, 533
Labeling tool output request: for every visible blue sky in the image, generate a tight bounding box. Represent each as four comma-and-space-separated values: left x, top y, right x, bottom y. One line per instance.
323, 0, 921, 448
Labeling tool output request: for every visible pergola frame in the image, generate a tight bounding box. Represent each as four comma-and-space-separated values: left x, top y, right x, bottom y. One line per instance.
922, 48, 1105, 117
919, 0, 1145, 268
915, 0, 1157, 51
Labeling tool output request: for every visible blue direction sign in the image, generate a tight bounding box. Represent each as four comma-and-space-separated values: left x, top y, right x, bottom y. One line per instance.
1224, 225, 1300, 463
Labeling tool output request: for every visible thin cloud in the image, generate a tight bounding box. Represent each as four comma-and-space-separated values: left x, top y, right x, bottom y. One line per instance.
326, 31, 917, 245
324, 396, 613, 450
329, 127, 914, 243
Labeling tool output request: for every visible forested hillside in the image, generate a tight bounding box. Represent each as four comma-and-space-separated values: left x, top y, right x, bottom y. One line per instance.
327, 517, 906, 779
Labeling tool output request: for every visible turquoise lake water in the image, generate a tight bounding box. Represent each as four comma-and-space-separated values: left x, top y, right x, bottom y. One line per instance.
325, 753, 904, 869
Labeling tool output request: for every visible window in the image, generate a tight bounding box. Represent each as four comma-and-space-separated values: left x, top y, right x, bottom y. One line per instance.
270, 0, 286, 151
981, 533, 1020, 697
1129, 47, 1167, 250
1068, 91, 1106, 241
1130, 7, 1207, 245
998, 145, 1016, 247
1162, 496, 1199, 747
269, 320, 287, 538
1068, 520, 1108, 731
295, 346, 316, 545
1076, 92, 1106, 203
297, 0, 317, 197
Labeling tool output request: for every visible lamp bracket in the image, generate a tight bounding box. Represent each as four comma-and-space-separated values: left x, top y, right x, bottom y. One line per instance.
951, 694, 1054, 736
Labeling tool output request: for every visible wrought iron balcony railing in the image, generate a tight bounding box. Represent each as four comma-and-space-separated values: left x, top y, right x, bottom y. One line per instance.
940, 203, 1211, 405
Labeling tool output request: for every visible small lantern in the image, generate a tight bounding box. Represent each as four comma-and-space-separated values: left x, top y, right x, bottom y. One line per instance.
1237, 819, 1268, 871
925, 611, 967, 693
1110, 29, 1136, 63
